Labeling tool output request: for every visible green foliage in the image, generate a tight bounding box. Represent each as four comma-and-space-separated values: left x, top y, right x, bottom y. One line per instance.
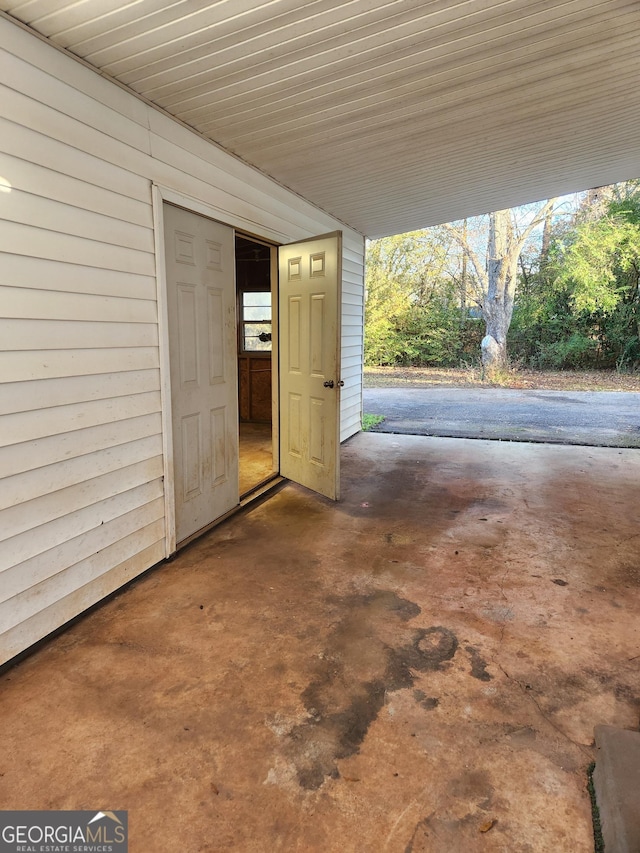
362, 413, 385, 431
510, 184, 640, 370
365, 182, 640, 372
364, 230, 473, 367
555, 211, 640, 313
535, 333, 597, 369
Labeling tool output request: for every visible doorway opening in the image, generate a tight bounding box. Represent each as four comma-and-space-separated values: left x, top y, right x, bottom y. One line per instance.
235, 234, 277, 497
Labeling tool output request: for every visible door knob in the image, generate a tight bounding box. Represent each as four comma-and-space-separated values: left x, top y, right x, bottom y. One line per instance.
323, 380, 335, 388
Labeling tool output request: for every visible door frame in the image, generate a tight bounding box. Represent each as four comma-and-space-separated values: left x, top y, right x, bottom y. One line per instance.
152, 184, 288, 556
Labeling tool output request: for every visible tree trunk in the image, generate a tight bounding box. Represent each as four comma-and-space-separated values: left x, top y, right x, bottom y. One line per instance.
540, 203, 554, 268
481, 210, 512, 377
460, 218, 467, 327
443, 199, 556, 380
481, 326, 508, 375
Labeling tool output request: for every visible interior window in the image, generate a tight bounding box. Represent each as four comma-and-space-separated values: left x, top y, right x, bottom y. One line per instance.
242, 290, 272, 351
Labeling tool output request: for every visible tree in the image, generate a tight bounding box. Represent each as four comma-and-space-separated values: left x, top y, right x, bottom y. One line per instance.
364, 229, 460, 365
444, 200, 557, 377
552, 185, 640, 368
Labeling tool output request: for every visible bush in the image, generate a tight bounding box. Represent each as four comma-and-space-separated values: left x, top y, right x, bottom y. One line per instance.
533, 333, 597, 369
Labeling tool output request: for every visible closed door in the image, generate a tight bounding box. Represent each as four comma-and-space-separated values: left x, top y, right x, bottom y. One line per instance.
164, 204, 239, 544
278, 232, 342, 500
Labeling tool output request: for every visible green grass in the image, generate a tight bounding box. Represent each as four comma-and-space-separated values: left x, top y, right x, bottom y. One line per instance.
587, 762, 605, 853
362, 413, 385, 431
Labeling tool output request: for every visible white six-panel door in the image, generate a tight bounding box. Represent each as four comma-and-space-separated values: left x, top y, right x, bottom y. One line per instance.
164, 204, 239, 544
278, 232, 342, 500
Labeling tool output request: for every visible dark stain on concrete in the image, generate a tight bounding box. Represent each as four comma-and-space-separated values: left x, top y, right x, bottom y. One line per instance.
404, 815, 433, 852
411, 626, 459, 671
618, 563, 640, 587
413, 689, 439, 710
465, 645, 493, 681
404, 811, 482, 852
447, 768, 494, 802
288, 592, 459, 789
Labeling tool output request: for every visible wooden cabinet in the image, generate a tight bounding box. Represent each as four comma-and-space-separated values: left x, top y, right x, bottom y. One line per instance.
238, 356, 272, 422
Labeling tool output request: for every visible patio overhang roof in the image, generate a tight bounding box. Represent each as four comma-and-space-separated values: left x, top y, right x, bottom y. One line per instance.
3, 0, 639, 238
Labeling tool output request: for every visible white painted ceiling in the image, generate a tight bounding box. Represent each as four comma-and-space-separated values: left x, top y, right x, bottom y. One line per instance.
2, 0, 639, 237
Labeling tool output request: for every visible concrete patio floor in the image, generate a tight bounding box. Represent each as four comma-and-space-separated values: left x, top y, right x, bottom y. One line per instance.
1, 433, 639, 852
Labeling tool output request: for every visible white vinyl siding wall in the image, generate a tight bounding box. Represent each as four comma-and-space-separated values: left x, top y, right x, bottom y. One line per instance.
0, 16, 364, 665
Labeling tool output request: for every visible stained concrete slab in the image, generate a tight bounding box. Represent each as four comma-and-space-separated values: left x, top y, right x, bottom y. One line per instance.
593, 725, 640, 852
0, 434, 639, 852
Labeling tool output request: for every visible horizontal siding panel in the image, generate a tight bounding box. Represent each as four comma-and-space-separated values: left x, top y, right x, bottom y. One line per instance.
0, 287, 163, 325
0, 83, 153, 179
342, 278, 363, 294
341, 420, 361, 441
342, 383, 363, 400
342, 394, 362, 415
342, 322, 363, 337
0, 413, 161, 479
341, 399, 362, 419
342, 277, 363, 294
342, 343, 362, 359
0, 481, 163, 573
4, 487, 162, 590
0, 391, 161, 448
0, 253, 157, 300
0, 19, 151, 127
0, 319, 158, 351
0, 539, 165, 665
150, 132, 331, 239
341, 353, 362, 369
343, 241, 365, 260
0, 116, 151, 203
342, 290, 364, 307
0, 369, 159, 416
343, 309, 364, 324
343, 257, 364, 277
0, 347, 159, 382
0, 151, 152, 226
4, 186, 154, 252
150, 158, 294, 244
0, 222, 154, 275
1, 435, 163, 510
341, 390, 363, 408
0, 455, 164, 543
0, 514, 164, 608
1, 518, 165, 629
2, 53, 152, 153
340, 363, 363, 379
341, 423, 361, 443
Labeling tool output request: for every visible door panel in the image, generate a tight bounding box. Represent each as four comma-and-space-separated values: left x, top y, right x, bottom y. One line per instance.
278, 232, 342, 500
164, 203, 238, 544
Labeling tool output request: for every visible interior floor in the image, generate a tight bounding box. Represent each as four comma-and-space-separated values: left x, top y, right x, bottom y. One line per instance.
1, 433, 638, 852
239, 421, 274, 496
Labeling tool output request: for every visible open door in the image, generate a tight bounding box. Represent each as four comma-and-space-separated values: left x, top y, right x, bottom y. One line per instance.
278, 232, 342, 500
164, 203, 239, 545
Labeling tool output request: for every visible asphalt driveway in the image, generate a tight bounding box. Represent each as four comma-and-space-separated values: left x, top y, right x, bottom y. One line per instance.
364, 386, 640, 447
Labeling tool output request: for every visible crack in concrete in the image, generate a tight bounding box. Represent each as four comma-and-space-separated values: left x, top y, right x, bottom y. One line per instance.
489, 560, 592, 759
497, 664, 593, 759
